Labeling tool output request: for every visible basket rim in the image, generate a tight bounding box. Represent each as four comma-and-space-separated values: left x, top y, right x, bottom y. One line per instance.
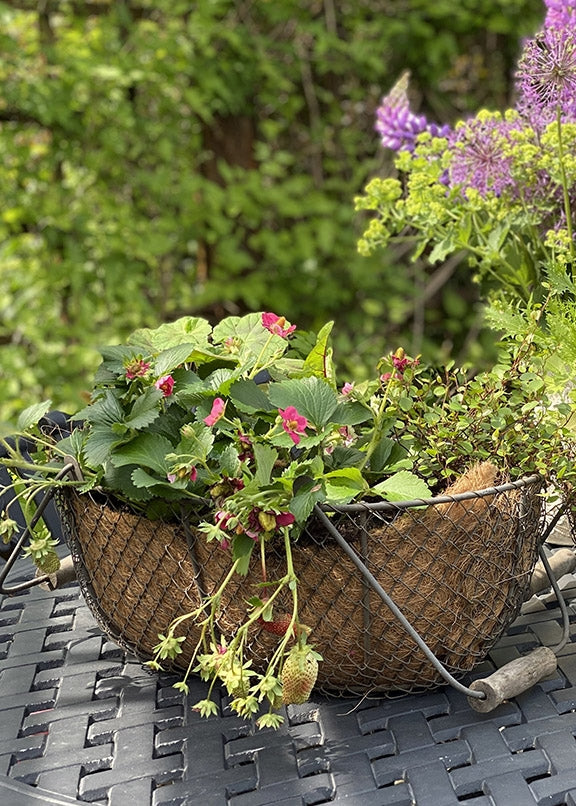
321, 473, 542, 514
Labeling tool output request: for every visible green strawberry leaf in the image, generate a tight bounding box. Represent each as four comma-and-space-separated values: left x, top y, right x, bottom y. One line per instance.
371, 470, 431, 502
229, 379, 273, 412
124, 388, 163, 430
109, 433, 173, 475
16, 400, 52, 432
233, 532, 257, 576
289, 477, 325, 523
83, 426, 129, 468
128, 316, 212, 352
253, 443, 277, 487
75, 390, 125, 425
323, 467, 368, 503
154, 344, 198, 376
268, 376, 339, 429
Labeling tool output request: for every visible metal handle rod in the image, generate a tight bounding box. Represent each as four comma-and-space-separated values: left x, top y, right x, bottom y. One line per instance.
537, 545, 572, 653
323, 474, 541, 513
312, 504, 487, 700
0, 463, 75, 595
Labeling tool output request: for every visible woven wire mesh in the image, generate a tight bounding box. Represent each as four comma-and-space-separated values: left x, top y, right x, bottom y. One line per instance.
58, 473, 544, 697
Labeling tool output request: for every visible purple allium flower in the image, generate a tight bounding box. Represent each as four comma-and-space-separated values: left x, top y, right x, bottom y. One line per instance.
544, 0, 576, 30
375, 71, 450, 152
448, 114, 520, 197
516, 26, 576, 120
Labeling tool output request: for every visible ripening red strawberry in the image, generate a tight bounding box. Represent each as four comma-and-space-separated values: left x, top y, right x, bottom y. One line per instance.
281, 645, 318, 705
257, 613, 294, 636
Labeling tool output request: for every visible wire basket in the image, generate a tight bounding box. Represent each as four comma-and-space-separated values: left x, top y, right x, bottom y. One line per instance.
57, 465, 544, 695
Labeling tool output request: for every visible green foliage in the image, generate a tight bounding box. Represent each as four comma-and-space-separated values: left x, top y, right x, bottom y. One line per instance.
0, 0, 544, 424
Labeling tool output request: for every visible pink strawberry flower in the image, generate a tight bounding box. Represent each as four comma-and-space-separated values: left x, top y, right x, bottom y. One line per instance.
278, 406, 308, 445
261, 312, 296, 338
341, 382, 354, 395
204, 397, 226, 426
155, 375, 175, 397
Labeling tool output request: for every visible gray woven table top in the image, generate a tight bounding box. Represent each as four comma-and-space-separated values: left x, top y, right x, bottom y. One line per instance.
2, 548, 576, 806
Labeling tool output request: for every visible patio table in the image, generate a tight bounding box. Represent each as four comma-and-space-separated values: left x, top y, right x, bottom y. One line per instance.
2, 531, 576, 805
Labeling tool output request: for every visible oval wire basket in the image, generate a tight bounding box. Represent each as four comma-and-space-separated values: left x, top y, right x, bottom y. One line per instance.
57, 466, 545, 696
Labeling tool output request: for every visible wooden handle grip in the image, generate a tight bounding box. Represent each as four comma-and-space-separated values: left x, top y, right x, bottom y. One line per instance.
530, 548, 576, 595
467, 646, 557, 713
36, 554, 76, 591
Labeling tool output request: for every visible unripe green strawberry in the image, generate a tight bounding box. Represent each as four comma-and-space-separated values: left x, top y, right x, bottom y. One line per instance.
281, 645, 318, 705
35, 549, 61, 575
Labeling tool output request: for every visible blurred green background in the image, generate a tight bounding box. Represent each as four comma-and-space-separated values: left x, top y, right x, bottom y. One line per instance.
0, 0, 544, 424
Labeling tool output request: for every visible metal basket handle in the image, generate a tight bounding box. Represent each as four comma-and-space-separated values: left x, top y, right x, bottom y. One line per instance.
0, 462, 76, 595
313, 501, 573, 712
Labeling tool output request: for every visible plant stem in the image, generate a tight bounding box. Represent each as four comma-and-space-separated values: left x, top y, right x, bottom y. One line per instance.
556, 106, 576, 274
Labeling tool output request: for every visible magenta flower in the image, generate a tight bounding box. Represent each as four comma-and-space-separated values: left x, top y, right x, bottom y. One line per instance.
261, 312, 296, 338
204, 397, 226, 426
125, 358, 151, 380
278, 406, 308, 445
155, 375, 175, 397
275, 512, 295, 528
341, 382, 354, 396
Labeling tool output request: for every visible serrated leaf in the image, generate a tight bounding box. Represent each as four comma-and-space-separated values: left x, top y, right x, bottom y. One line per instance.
75, 391, 125, 425
154, 344, 197, 376
128, 316, 212, 352
83, 426, 127, 468
109, 433, 173, 475
323, 467, 368, 503
371, 470, 431, 502
253, 443, 277, 486
289, 477, 325, 523
367, 436, 398, 473
213, 312, 288, 367
268, 376, 339, 428
124, 388, 163, 430
16, 400, 52, 431
229, 379, 272, 413
177, 423, 214, 462
217, 443, 241, 476
102, 463, 153, 501
331, 401, 372, 426
131, 467, 166, 488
